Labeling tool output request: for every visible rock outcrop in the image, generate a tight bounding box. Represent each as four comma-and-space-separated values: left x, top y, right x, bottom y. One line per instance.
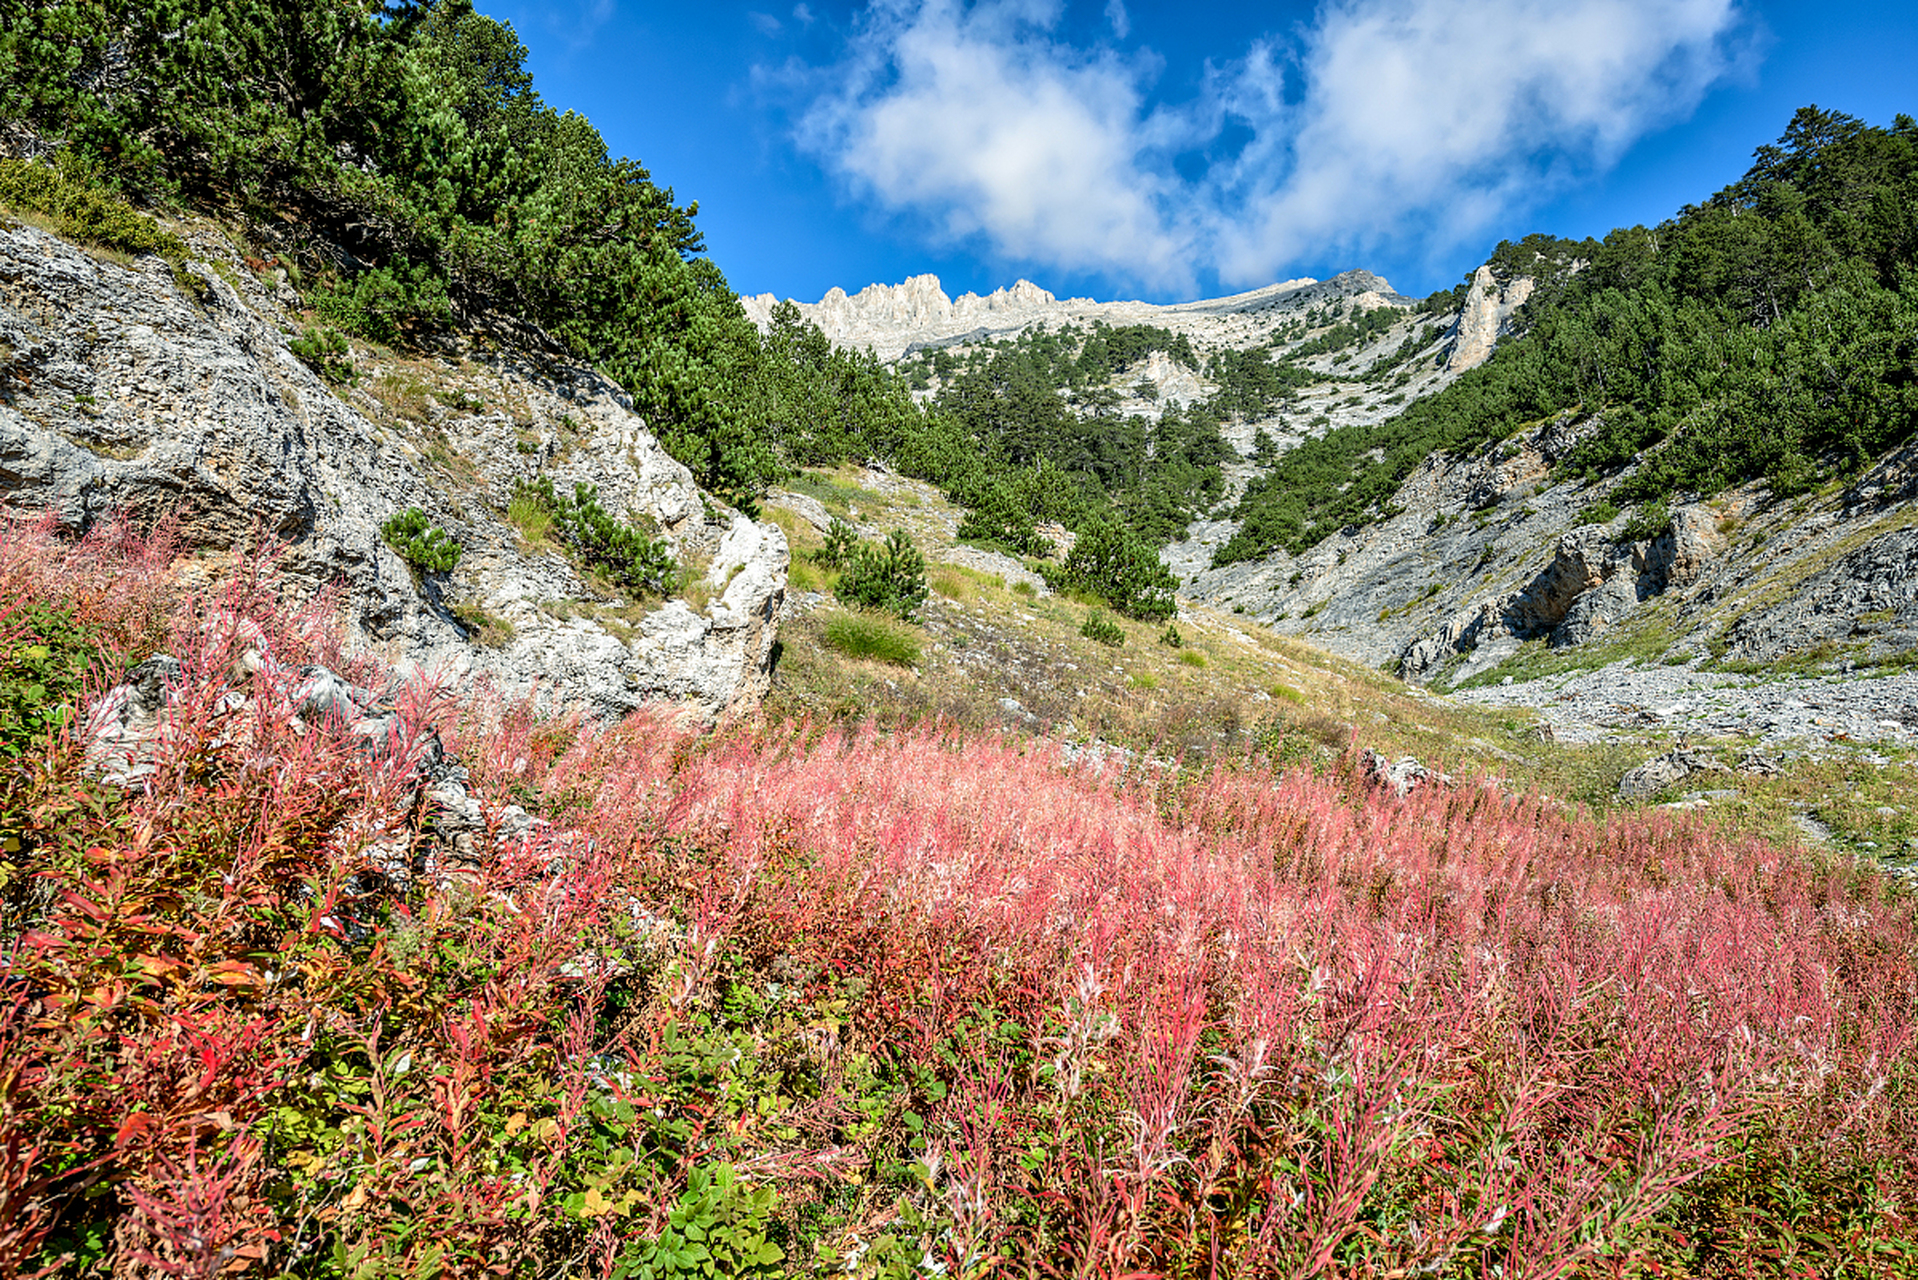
1446, 265, 1535, 373
1, 220, 785, 722
1397, 505, 1727, 679
741, 270, 1360, 363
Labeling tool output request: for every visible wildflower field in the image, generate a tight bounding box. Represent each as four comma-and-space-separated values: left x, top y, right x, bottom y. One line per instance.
2, 517, 1914, 1277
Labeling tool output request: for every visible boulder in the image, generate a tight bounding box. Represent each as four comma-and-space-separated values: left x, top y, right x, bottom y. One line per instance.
1617, 748, 1731, 802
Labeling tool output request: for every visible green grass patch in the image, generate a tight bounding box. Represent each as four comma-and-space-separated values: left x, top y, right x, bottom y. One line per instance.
821, 611, 921, 667
786, 471, 877, 513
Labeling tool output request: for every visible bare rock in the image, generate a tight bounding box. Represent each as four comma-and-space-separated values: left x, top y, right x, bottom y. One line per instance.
1, 220, 785, 725
1361, 748, 1452, 798
1446, 266, 1535, 373
84, 655, 183, 784
1618, 748, 1730, 801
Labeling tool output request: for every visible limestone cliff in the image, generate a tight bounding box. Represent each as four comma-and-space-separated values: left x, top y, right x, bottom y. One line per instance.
742, 271, 1331, 362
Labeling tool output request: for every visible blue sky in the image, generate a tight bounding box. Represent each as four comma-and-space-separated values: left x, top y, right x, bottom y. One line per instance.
480, 0, 1915, 305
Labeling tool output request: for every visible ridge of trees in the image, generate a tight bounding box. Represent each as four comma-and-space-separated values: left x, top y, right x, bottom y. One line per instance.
1216, 107, 1918, 566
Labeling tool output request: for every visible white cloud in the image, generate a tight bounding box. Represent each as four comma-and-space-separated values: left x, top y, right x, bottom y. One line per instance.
786, 0, 1752, 291
751, 11, 783, 36
1211, 0, 1750, 280
793, 0, 1201, 288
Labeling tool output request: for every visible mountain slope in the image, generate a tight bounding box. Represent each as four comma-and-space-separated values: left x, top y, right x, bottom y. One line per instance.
761, 108, 1918, 690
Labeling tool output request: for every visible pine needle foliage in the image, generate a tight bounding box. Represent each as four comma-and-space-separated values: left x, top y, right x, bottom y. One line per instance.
379, 506, 462, 573
514, 477, 676, 597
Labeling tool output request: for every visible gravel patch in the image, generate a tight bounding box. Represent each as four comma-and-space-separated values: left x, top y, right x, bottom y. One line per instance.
1451, 659, 1918, 753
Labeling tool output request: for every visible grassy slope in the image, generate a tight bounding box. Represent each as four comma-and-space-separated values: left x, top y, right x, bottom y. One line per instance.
763, 466, 1918, 864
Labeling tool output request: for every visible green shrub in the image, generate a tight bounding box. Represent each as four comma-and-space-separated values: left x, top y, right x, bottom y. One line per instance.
1080, 610, 1125, 647
312, 261, 451, 346
956, 487, 1053, 557
813, 517, 858, 569
1158, 623, 1183, 648
380, 507, 463, 573
1620, 499, 1672, 543
834, 529, 928, 621
1058, 518, 1178, 622
289, 326, 355, 384
610, 1164, 784, 1280
515, 478, 677, 597
2, 604, 101, 861
821, 612, 920, 666
1576, 501, 1620, 525
0, 157, 185, 262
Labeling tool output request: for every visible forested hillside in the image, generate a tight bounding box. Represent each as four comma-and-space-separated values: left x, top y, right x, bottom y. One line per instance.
2, 0, 927, 510
1218, 108, 1918, 565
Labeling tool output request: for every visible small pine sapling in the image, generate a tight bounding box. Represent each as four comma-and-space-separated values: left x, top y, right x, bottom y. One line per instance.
381, 507, 463, 573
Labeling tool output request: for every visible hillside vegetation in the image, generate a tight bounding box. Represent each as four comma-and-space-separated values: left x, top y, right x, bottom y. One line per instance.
4, 517, 1917, 1276
1219, 108, 1918, 564
2, 0, 926, 512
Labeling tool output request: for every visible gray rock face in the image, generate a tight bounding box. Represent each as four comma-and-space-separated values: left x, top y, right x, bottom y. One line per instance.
1718, 525, 1918, 663
1395, 504, 1728, 678
1, 220, 784, 722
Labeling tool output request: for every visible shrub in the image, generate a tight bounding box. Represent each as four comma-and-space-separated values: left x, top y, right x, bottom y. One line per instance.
956, 487, 1053, 557
834, 529, 928, 620
1158, 623, 1183, 648
1576, 500, 1620, 525
0, 603, 97, 769
821, 611, 920, 665
1080, 610, 1125, 647
1620, 498, 1673, 543
380, 507, 462, 573
1059, 518, 1178, 622
311, 261, 450, 346
1, 602, 102, 873
812, 517, 858, 569
0, 157, 185, 262
514, 478, 676, 597
288, 326, 355, 384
